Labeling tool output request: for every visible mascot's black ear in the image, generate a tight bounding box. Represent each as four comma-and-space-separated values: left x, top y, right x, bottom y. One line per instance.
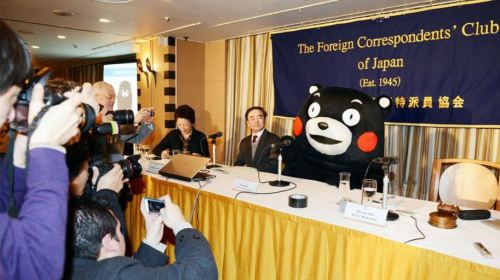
375, 95, 392, 110
309, 84, 322, 95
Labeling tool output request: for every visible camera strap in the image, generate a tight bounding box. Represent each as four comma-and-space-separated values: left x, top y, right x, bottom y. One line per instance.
7, 129, 19, 218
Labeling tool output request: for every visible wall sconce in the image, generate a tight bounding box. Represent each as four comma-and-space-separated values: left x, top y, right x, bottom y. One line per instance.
136, 58, 149, 87
145, 58, 157, 85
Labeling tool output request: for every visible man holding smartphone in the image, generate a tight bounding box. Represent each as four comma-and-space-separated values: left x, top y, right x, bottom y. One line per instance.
71, 195, 218, 280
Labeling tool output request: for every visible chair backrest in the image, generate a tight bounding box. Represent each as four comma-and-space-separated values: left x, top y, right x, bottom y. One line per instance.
429, 159, 500, 210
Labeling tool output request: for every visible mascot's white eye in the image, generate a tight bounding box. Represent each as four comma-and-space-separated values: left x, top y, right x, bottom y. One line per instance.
342, 108, 360, 126
308, 102, 321, 118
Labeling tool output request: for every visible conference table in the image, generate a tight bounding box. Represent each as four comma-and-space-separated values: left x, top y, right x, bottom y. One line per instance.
124, 162, 500, 279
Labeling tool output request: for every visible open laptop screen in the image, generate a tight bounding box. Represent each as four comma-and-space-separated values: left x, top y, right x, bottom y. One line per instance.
159, 154, 213, 181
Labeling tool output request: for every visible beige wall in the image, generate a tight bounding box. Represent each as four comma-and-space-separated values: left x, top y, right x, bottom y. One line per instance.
177, 40, 205, 129
136, 38, 176, 148
204, 40, 226, 162
177, 39, 226, 162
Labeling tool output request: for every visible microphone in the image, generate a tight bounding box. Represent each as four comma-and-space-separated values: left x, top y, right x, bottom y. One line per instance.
372, 156, 399, 165
205, 131, 223, 169
268, 136, 294, 187
207, 131, 223, 138
270, 136, 293, 149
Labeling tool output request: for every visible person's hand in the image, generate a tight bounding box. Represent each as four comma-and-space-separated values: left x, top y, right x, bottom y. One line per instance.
91, 164, 126, 193
134, 108, 154, 125
140, 198, 164, 245
159, 195, 186, 229
161, 149, 170, 159
13, 134, 28, 168
27, 84, 47, 125
191, 152, 201, 156
79, 82, 99, 116
99, 108, 114, 123
29, 84, 83, 147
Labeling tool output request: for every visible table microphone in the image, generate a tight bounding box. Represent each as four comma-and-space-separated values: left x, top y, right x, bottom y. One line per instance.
206, 131, 223, 169
207, 131, 223, 139
372, 157, 399, 165
371, 156, 399, 211
269, 136, 293, 187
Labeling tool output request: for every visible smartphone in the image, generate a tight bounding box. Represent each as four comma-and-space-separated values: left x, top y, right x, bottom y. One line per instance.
145, 198, 165, 214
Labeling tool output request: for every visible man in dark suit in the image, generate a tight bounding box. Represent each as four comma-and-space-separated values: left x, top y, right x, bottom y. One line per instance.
70, 196, 218, 280
234, 106, 280, 173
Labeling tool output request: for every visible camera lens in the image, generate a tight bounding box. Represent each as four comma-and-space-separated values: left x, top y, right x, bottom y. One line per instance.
117, 154, 142, 179
110, 110, 135, 125
148, 110, 155, 117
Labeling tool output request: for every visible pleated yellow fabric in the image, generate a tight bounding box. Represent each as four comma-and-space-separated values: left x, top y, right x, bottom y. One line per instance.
124, 177, 500, 280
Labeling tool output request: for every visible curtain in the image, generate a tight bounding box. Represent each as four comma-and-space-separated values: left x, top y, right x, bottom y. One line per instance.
225, 33, 500, 200
67, 63, 103, 85
224, 34, 274, 165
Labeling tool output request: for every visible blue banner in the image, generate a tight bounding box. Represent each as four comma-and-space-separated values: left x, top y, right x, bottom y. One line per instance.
272, 1, 500, 125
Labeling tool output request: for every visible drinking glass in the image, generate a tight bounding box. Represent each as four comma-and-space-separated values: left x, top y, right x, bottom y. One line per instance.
339, 172, 351, 196
171, 149, 180, 156
142, 145, 150, 157
362, 179, 377, 204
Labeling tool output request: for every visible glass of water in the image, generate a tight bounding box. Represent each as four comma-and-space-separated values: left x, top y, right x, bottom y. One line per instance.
339, 172, 351, 196
142, 145, 150, 157
362, 179, 377, 204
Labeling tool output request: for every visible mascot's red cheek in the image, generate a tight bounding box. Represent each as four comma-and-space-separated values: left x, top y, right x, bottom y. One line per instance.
293, 116, 303, 137
357, 131, 378, 152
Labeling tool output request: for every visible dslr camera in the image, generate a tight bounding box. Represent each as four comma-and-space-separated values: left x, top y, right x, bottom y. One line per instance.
12, 68, 96, 134
91, 154, 143, 182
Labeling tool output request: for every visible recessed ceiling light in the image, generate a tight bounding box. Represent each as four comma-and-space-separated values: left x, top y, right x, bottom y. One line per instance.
92, 0, 134, 3
31, 45, 40, 49
57, 35, 67, 39
51, 10, 75, 16
99, 18, 111, 23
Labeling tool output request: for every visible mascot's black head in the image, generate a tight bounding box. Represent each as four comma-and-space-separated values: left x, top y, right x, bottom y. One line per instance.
293, 85, 391, 163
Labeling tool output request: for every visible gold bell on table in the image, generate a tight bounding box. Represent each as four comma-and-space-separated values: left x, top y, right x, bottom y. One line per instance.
429, 202, 460, 229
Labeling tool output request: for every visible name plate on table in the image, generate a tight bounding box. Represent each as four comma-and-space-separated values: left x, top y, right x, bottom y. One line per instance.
145, 161, 166, 174
233, 178, 258, 192
344, 202, 388, 226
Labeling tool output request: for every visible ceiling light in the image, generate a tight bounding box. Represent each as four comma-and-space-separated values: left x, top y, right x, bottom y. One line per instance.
99, 18, 111, 23
57, 35, 67, 39
164, 16, 171, 22
31, 45, 40, 49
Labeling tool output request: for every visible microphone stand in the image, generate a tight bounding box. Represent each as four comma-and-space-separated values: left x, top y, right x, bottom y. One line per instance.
380, 162, 399, 221
269, 148, 290, 187
382, 163, 390, 209
206, 137, 221, 169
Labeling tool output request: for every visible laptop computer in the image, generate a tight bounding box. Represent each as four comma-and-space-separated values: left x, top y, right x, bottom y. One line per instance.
159, 154, 215, 181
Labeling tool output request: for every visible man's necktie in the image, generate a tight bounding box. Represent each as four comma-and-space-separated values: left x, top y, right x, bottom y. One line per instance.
252, 135, 258, 143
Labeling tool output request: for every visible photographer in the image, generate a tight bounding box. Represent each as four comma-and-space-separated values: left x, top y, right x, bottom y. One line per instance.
71, 196, 218, 280
92, 81, 154, 163
0, 20, 91, 280
68, 156, 128, 236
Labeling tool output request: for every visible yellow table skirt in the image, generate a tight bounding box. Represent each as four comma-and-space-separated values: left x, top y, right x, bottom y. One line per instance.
124, 176, 500, 280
